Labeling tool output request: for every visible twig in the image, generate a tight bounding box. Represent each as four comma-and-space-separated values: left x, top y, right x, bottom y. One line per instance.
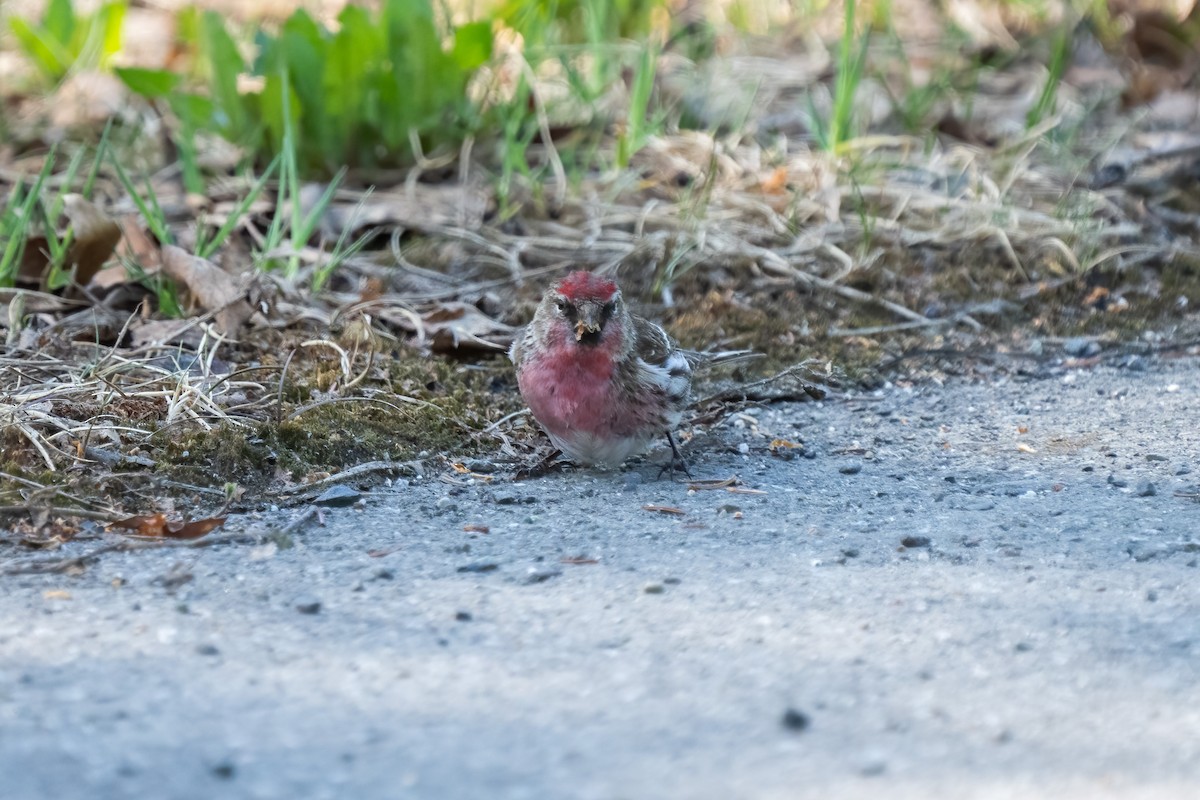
0, 504, 126, 522
279, 459, 424, 494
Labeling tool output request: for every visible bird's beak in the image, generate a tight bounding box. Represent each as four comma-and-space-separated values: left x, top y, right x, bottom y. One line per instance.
574, 306, 605, 341
574, 319, 601, 341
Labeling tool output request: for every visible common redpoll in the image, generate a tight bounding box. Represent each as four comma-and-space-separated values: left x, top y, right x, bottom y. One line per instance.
509, 271, 746, 471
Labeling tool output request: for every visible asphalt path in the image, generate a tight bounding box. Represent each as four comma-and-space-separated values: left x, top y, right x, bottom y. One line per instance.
2, 355, 1199, 799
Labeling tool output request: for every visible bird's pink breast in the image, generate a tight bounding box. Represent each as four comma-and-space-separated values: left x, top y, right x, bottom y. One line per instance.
518, 345, 654, 440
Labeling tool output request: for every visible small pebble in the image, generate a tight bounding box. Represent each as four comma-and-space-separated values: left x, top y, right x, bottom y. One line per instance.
901, 536, 931, 548
457, 562, 499, 574
455, 611, 473, 622
840, 461, 863, 475
643, 583, 665, 594
435, 496, 456, 511
781, 708, 810, 732
1136, 480, 1157, 497
524, 568, 562, 585
195, 644, 220, 657
314, 485, 361, 507
738, 443, 750, 455
1063, 337, 1100, 358
1121, 355, 1147, 371
294, 597, 322, 615
1107, 474, 1128, 488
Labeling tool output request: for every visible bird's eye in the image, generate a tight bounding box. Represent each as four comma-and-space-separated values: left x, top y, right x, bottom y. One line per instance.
555, 300, 569, 314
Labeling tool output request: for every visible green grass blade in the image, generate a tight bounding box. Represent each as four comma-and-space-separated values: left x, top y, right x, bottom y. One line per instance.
0, 150, 57, 286
197, 154, 281, 259
110, 155, 171, 245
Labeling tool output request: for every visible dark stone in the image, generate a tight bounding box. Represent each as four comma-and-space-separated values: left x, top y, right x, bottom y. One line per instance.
294, 597, 322, 615
901, 536, 931, 548
781, 708, 810, 732
524, 568, 562, 585
314, 485, 361, 507
1063, 337, 1100, 357
457, 562, 500, 573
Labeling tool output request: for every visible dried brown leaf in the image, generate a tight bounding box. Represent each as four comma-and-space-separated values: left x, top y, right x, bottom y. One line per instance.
385, 302, 514, 353
318, 183, 490, 237
643, 504, 686, 515
160, 244, 253, 336
110, 513, 225, 539
128, 318, 205, 349
166, 517, 226, 540
111, 513, 170, 536
61, 195, 122, 287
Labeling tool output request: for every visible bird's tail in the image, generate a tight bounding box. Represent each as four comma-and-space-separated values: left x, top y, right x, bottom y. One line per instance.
684, 349, 764, 369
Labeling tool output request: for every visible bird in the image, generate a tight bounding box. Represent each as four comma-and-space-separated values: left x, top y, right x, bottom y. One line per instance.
509, 270, 750, 472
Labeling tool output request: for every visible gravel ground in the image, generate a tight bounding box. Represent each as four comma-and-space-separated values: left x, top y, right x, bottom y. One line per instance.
3, 355, 1200, 799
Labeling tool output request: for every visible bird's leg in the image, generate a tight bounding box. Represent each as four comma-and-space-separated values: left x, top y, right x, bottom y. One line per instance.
657, 431, 693, 480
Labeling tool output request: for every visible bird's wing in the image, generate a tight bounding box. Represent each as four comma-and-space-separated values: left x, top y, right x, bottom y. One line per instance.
631, 315, 678, 368
632, 315, 692, 404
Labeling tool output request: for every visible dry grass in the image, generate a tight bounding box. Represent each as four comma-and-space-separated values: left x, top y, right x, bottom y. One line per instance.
2, 0, 1200, 518
1, 304, 273, 471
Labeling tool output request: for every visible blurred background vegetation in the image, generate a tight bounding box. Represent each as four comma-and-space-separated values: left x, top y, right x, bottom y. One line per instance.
1, 0, 1199, 481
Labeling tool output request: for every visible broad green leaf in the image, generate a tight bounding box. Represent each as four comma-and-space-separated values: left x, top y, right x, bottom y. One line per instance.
452, 21, 493, 71
8, 17, 69, 80
326, 5, 380, 159
200, 12, 248, 139
279, 10, 327, 157
174, 6, 200, 49
43, 0, 76, 48
327, 4, 378, 114
95, 2, 127, 65
258, 73, 301, 154
168, 92, 217, 128
383, 0, 440, 120
377, 77, 408, 150
115, 66, 180, 98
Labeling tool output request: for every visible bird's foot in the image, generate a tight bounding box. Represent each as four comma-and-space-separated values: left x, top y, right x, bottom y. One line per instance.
656, 431, 693, 481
